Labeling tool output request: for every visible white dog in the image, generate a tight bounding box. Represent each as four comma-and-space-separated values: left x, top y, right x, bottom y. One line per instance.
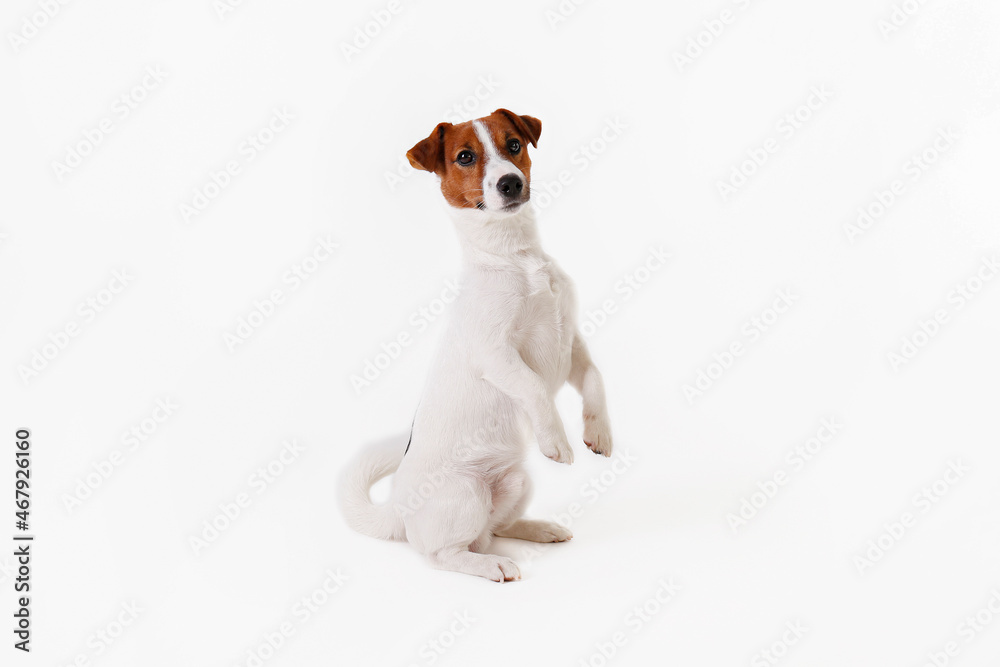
340, 109, 613, 582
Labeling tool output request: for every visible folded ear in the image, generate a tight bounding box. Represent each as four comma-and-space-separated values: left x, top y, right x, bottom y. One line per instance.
496, 109, 542, 147
406, 122, 451, 174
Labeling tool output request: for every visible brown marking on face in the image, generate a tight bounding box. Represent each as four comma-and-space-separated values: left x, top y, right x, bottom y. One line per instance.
406, 109, 543, 211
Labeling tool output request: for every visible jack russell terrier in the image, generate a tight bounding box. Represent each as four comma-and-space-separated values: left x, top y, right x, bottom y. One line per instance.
340, 109, 614, 582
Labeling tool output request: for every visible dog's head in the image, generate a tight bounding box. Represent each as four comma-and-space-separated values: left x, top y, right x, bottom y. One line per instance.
406, 109, 541, 218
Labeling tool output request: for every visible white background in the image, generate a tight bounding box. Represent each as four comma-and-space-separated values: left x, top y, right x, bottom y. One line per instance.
2, 0, 1000, 665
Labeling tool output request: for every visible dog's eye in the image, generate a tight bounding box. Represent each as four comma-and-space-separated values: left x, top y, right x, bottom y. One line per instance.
507, 139, 521, 155
456, 150, 475, 166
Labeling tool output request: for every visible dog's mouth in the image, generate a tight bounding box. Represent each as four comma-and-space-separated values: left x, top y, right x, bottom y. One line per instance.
474, 200, 527, 213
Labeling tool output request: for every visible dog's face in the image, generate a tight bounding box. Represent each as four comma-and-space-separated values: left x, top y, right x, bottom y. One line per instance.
406, 109, 542, 218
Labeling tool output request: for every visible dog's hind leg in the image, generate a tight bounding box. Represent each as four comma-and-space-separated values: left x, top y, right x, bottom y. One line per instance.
491, 465, 573, 543
405, 475, 521, 582
494, 519, 572, 542
429, 547, 521, 582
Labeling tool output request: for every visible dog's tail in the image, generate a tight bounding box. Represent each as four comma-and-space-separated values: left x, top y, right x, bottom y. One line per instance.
338, 435, 407, 541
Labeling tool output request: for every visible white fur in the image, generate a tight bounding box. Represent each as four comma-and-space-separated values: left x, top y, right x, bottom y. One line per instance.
473, 120, 525, 212
340, 124, 613, 583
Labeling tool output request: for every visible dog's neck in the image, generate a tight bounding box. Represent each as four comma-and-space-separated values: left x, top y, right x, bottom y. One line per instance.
447, 205, 545, 269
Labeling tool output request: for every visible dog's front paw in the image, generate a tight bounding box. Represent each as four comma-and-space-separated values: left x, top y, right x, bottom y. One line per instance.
539, 430, 574, 465
583, 414, 613, 457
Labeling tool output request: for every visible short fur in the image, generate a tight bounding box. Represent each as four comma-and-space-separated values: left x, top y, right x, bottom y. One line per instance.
340, 109, 613, 582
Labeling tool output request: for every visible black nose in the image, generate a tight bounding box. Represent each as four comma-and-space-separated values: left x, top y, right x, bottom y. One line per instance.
497, 174, 524, 198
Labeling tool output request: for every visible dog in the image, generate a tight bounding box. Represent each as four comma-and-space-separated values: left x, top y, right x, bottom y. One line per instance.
340, 109, 613, 582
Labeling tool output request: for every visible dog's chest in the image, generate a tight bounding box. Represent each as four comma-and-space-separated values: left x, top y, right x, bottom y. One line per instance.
510, 256, 571, 380
521, 255, 557, 297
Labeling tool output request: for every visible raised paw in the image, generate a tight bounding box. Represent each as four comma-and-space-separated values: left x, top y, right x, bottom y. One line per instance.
539, 431, 574, 465
583, 414, 613, 457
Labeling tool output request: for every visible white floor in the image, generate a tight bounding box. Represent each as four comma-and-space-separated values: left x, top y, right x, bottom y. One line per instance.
3, 1, 1000, 665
